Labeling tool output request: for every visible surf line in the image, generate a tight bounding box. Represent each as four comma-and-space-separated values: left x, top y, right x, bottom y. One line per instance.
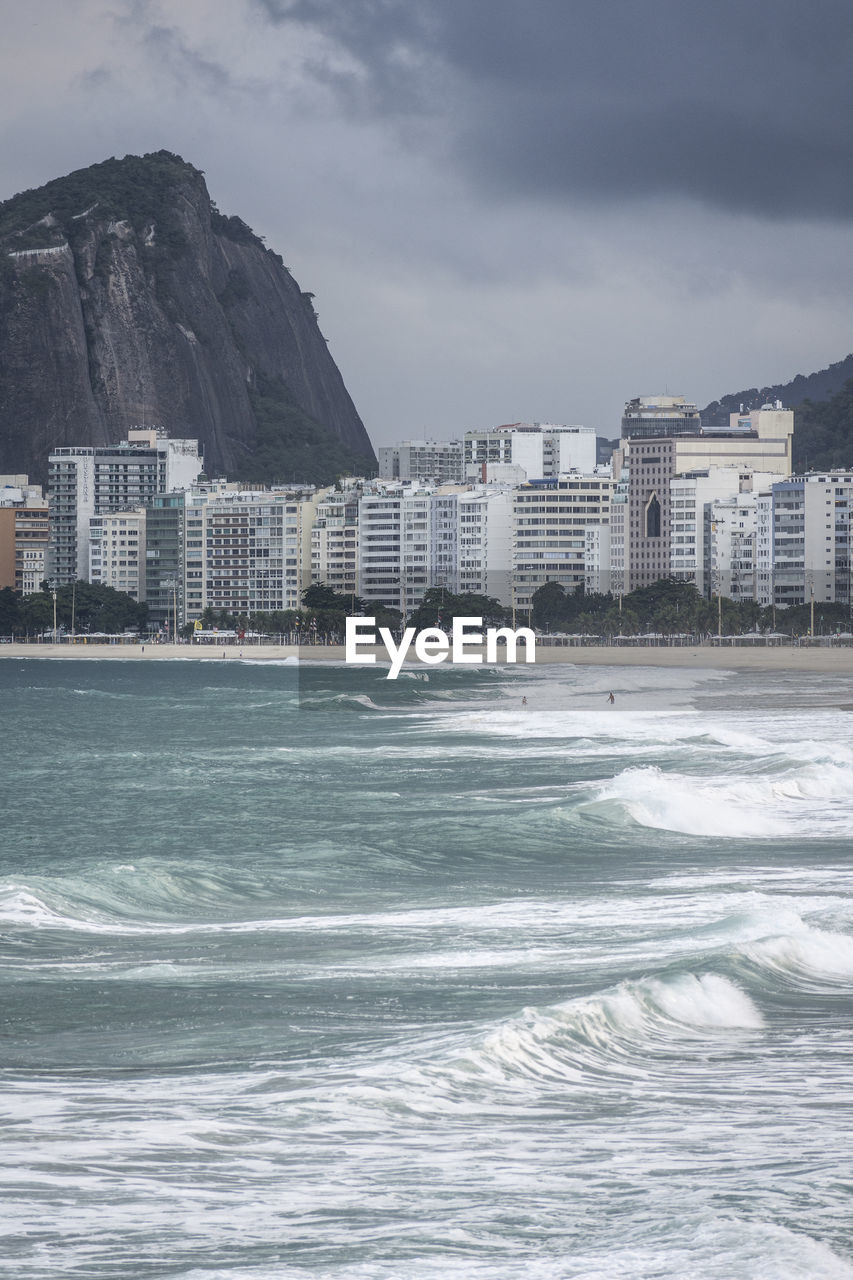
345, 616, 536, 680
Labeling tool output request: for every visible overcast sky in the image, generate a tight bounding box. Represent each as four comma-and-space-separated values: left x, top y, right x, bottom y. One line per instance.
4, 0, 853, 445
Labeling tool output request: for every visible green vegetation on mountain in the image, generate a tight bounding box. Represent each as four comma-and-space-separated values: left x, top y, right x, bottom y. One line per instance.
790, 378, 853, 471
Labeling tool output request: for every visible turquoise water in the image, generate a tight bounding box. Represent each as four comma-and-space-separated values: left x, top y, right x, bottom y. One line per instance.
2, 656, 853, 1278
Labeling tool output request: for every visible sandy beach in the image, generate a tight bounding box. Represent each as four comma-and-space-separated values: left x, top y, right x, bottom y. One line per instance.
4, 640, 853, 673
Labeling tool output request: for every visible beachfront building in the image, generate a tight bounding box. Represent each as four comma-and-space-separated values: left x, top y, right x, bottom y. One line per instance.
669, 467, 778, 596
48, 429, 202, 585
89, 509, 146, 601
618, 403, 794, 591
378, 440, 464, 484
456, 488, 514, 605
512, 472, 614, 613
585, 525, 611, 595
145, 493, 188, 631
607, 468, 629, 597
176, 482, 321, 626
706, 491, 761, 603
311, 486, 360, 597
758, 472, 853, 609
0, 476, 50, 595
464, 423, 596, 482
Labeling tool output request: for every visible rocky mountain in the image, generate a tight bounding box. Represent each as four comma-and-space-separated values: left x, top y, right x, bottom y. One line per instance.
0, 151, 376, 485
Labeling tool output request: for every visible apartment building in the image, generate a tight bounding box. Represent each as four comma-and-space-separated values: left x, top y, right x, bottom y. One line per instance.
759, 472, 853, 608
512, 473, 613, 611
707, 490, 762, 603
0, 477, 49, 594
464, 423, 596, 482
179, 484, 321, 624
378, 440, 464, 484
619, 404, 793, 590
456, 489, 513, 605
311, 488, 360, 596
48, 429, 202, 584
145, 493, 187, 631
669, 468, 777, 595
89, 509, 146, 600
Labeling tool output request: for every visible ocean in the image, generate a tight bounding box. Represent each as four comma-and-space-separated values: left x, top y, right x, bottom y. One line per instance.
2, 656, 853, 1279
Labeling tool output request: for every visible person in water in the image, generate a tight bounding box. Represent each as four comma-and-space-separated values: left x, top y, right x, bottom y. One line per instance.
522, 697, 528, 706
608, 692, 615, 704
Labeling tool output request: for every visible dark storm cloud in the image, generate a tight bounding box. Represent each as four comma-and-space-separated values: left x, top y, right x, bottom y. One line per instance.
252, 0, 853, 219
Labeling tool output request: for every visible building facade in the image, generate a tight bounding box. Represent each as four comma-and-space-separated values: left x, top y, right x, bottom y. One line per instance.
89, 509, 146, 600
512, 473, 613, 612
378, 441, 464, 484
464, 423, 596, 482
620, 406, 794, 591
0, 477, 49, 594
48, 430, 202, 585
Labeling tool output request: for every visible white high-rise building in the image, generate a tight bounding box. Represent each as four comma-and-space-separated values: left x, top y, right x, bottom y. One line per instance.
707, 491, 761, 603
512, 472, 614, 611
89, 509, 147, 601
464, 423, 596, 482
669, 467, 778, 595
179, 483, 321, 623
48, 430, 202, 585
311, 487, 360, 597
762, 472, 853, 609
456, 489, 514, 604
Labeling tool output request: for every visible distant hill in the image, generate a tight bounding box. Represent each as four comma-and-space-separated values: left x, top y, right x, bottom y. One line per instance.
704, 355, 853, 472
703, 354, 853, 424
0, 151, 376, 484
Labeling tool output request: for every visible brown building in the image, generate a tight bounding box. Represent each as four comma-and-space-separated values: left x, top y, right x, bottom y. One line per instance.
0, 478, 50, 594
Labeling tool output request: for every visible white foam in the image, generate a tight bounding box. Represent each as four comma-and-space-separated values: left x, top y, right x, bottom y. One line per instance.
465, 972, 763, 1086
592, 762, 853, 838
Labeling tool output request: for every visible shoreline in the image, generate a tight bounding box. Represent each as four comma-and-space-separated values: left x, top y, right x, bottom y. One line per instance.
4, 640, 853, 672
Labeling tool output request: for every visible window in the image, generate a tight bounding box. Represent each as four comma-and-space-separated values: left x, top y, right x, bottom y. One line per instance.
645, 493, 661, 539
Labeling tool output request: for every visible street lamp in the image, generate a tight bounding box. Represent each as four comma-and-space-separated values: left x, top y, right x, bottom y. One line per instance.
51, 586, 57, 646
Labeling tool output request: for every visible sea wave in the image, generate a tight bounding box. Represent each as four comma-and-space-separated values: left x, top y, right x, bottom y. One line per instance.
587, 762, 853, 838
456, 972, 763, 1089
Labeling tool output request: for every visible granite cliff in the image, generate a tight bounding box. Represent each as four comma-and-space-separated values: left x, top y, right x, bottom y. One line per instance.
0, 151, 376, 484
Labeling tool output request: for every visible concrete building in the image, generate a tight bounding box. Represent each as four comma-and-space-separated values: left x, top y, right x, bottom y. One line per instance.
311, 487, 360, 597
585, 525, 611, 595
761, 472, 853, 609
669, 468, 778, 595
464, 423, 596, 482
621, 395, 702, 440
378, 440, 464, 484
48, 429, 202, 585
608, 468, 629, 597
0, 477, 49, 594
145, 493, 188, 632
707, 490, 762, 603
512, 472, 613, 612
181, 484, 322, 624
89, 509, 146, 600
456, 489, 514, 605
619, 404, 794, 591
